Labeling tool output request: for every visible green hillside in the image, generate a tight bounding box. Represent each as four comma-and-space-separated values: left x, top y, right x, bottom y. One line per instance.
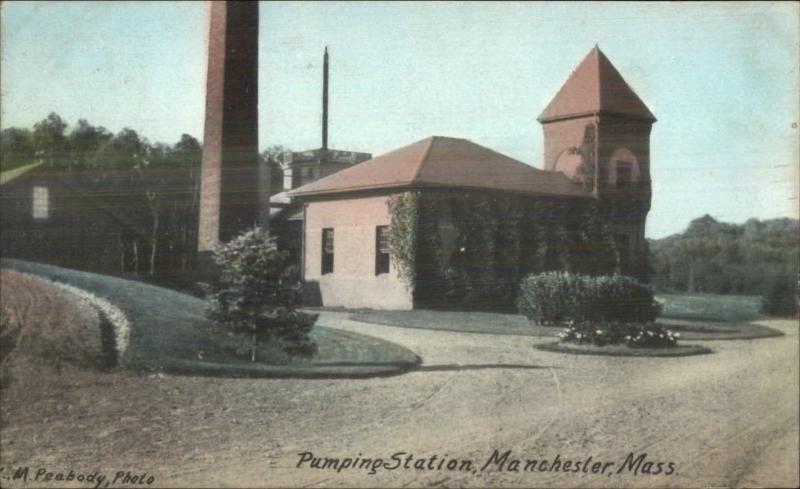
649, 215, 798, 313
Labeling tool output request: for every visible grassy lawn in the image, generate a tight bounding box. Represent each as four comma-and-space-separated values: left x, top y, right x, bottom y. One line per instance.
656, 292, 763, 322
1, 259, 419, 377
351, 293, 782, 341
653, 293, 782, 340
655, 319, 783, 340
349, 309, 560, 337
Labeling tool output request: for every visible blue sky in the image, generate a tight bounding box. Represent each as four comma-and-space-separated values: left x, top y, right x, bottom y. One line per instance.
1, 1, 798, 238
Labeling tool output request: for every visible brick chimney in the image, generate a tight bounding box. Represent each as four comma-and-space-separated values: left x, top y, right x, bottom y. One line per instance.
197, 1, 265, 252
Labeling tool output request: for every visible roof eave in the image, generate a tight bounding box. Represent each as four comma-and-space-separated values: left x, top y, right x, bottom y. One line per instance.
538, 109, 656, 124
290, 182, 417, 200
290, 181, 594, 201
0, 162, 45, 186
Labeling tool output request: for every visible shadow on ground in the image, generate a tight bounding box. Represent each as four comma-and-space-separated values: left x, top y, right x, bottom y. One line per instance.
414, 363, 552, 372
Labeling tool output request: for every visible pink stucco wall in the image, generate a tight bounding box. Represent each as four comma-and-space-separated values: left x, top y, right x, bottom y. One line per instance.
303, 194, 413, 309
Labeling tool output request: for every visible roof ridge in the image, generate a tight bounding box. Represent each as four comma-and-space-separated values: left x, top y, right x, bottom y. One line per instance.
0, 161, 44, 186
291, 136, 594, 199
595, 47, 604, 114
409, 136, 436, 183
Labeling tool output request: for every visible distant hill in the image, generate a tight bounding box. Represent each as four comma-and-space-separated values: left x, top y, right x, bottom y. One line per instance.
648, 215, 799, 297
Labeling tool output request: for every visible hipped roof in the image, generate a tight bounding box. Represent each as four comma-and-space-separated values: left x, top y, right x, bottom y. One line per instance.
538, 46, 656, 123
289, 136, 590, 199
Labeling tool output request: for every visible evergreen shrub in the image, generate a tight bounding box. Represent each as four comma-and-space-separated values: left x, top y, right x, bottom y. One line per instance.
204, 228, 317, 362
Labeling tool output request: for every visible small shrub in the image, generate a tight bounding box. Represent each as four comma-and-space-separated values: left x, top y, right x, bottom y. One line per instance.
204, 228, 318, 362
558, 322, 678, 348
761, 276, 798, 317
518, 272, 661, 325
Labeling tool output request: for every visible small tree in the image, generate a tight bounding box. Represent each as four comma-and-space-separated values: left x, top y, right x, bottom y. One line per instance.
205, 228, 317, 362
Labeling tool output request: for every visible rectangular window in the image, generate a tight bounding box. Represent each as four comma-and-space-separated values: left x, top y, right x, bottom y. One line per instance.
375, 225, 390, 275
321, 228, 334, 274
616, 162, 633, 190
32, 186, 49, 220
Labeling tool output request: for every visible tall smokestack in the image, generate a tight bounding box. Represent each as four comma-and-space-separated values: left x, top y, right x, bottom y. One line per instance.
322, 46, 329, 150
197, 1, 262, 252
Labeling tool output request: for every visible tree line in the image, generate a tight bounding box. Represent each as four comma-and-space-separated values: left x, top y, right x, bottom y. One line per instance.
649, 214, 799, 303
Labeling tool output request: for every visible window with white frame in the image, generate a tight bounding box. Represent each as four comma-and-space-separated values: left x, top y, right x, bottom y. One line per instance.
32, 186, 49, 220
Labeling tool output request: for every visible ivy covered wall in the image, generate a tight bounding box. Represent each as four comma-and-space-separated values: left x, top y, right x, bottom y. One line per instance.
388, 190, 648, 311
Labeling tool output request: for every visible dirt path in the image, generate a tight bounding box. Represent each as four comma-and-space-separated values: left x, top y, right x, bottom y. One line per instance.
1, 311, 797, 488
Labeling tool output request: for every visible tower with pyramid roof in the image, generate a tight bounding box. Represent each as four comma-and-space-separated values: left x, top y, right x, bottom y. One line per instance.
539, 46, 656, 275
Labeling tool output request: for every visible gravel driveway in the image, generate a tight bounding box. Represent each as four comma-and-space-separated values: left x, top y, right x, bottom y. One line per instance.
1, 312, 797, 488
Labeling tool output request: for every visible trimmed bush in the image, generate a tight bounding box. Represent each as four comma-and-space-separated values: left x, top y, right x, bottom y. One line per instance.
518, 272, 579, 325
518, 272, 661, 326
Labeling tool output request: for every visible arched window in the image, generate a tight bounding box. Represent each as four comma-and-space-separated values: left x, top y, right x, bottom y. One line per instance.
554, 148, 585, 180
616, 162, 633, 190
608, 148, 639, 191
